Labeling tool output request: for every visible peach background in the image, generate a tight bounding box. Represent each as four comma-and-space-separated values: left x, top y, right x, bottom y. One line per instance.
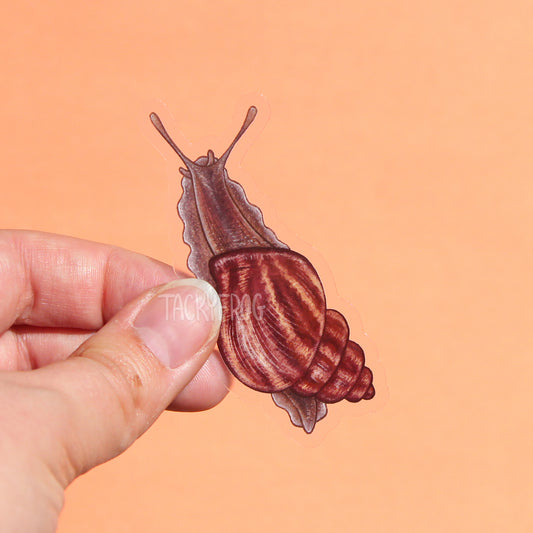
2, 1, 532, 531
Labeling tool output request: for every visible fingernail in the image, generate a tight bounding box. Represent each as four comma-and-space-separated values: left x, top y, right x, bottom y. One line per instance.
133, 279, 221, 369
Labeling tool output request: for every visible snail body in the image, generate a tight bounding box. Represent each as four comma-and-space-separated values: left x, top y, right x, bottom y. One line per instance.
150, 107, 374, 433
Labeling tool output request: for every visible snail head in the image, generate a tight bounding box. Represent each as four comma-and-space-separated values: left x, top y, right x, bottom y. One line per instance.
150, 106, 257, 179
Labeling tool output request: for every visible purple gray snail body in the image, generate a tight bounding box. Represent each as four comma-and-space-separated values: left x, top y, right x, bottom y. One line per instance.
150, 107, 375, 433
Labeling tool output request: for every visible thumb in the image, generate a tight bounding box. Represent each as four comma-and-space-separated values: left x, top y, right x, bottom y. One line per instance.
14, 278, 222, 486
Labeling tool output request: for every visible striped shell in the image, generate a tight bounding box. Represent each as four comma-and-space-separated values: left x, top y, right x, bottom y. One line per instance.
210, 248, 375, 432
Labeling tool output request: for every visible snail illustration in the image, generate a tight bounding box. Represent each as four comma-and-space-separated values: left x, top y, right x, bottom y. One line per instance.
150, 106, 375, 433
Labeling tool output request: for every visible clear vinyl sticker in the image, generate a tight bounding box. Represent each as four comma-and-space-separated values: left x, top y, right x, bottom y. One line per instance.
149, 100, 383, 438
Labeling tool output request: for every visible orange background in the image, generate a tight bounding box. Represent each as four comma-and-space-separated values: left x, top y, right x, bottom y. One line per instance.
2, 1, 532, 531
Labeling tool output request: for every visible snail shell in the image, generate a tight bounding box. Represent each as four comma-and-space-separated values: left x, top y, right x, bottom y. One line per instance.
150, 107, 374, 433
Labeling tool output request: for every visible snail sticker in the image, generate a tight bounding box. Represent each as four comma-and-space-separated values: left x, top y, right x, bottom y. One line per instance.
150, 106, 375, 433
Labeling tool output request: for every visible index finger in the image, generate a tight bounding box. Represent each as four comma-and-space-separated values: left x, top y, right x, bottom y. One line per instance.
0, 230, 181, 331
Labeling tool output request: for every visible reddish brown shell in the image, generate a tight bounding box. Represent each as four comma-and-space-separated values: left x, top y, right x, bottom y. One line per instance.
210, 247, 375, 408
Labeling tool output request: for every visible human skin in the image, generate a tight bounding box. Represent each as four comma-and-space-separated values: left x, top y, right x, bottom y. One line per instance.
0, 230, 231, 533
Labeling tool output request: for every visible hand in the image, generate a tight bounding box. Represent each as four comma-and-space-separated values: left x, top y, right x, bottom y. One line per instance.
0, 230, 229, 533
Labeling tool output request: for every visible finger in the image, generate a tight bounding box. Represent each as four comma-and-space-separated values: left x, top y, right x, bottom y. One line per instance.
0, 325, 231, 411
6, 278, 222, 487
0, 229, 181, 331
0, 327, 93, 371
